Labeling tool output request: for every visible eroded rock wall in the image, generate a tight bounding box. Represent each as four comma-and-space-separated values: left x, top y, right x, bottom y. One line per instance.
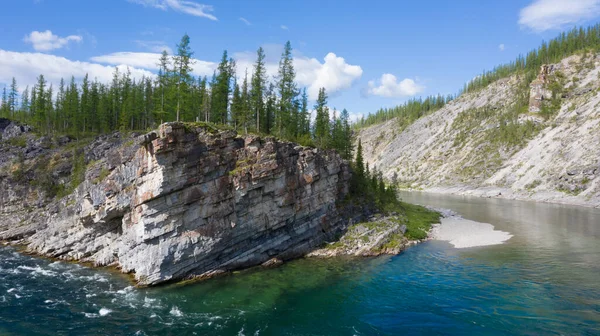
0, 122, 351, 285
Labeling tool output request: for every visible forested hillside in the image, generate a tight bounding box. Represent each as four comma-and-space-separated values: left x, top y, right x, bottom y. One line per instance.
356, 24, 600, 130
0, 37, 353, 158
354, 24, 600, 207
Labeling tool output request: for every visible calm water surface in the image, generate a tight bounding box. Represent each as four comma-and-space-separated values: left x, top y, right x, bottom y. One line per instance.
0, 192, 598, 335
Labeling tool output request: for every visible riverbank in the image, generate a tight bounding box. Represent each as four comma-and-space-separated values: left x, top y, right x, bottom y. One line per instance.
411, 186, 600, 209
308, 202, 441, 257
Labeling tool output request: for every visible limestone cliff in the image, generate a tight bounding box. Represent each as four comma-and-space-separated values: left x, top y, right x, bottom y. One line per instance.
357, 53, 600, 207
0, 122, 351, 285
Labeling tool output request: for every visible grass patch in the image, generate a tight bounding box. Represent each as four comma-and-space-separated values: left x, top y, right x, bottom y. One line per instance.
397, 202, 441, 240
93, 168, 111, 184
6, 136, 27, 148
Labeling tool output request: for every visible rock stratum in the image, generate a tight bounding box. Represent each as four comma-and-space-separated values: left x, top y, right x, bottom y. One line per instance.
357, 53, 600, 207
0, 122, 352, 285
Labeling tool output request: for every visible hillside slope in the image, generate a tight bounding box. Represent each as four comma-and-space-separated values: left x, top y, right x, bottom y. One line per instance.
357, 53, 600, 207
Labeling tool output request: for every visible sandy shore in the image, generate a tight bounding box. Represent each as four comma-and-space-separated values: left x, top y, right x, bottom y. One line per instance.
422, 186, 600, 209
428, 209, 513, 248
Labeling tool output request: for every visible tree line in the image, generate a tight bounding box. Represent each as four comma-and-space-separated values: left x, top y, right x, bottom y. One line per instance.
464, 25, 600, 93
0, 36, 353, 160
353, 94, 454, 129
355, 24, 600, 130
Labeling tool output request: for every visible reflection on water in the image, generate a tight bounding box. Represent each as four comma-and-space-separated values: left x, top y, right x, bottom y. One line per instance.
0, 192, 598, 335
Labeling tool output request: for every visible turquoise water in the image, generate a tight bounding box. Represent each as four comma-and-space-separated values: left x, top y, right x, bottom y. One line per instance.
1, 193, 599, 335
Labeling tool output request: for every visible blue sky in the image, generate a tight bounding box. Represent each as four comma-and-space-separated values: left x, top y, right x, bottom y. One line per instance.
2, 0, 600, 120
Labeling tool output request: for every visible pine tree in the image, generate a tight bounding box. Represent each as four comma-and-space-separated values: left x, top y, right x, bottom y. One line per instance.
351, 139, 366, 193
1, 88, 8, 118
264, 83, 276, 134
340, 108, 353, 160
20, 86, 30, 119
240, 70, 250, 133
34, 75, 47, 133
230, 80, 242, 129
156, 50, 171, 123
276, 41, 298, 138
299, 88, 310, 136
81, 74, 90, 133
331, 108, 345, 153
173, 34, 195, 121
314, 87, 330, 147
211, 51, 231, 124
9, 77, 18, 117
250, 47, 266, 133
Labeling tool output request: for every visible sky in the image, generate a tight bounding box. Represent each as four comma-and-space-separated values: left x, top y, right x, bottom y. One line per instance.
1, 0, 600, 121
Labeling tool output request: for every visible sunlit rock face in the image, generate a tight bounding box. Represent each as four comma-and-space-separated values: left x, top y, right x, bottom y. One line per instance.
0, 122, 351, 285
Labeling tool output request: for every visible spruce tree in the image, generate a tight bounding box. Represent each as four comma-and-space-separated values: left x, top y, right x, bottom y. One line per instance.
156, 50, 171, 123
240, 70, 250, 133
173, 34, 195, 122
276, 41, 297, 138
1, 88, 8, 118
340, 108, 353, 160
211, 51, 231, 124
314, 88, 330, 147
250, 47, 266, 133
9, 78, 18, 117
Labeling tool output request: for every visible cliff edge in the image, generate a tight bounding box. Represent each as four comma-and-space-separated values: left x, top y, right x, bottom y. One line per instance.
0, 122, 352, 285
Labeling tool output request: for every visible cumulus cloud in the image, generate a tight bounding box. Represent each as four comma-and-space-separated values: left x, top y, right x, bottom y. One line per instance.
128, 0, 217, 20
232, 49, 362, 100
498, 44, 505, 51
0, 49, 154, 91
367, 74, 424, 98
239, 17, 251, 26
12, 44, 361, 101
296, 53, 363, 100
23, 30, 82, 52
90, 52, 217, 77
519, 0, 600, 32
280, 25, 289, 30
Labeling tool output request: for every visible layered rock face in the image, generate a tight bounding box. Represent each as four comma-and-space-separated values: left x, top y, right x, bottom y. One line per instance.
0, 122, 351, 285
357, 53, 600, 207
528, 64, 554, 112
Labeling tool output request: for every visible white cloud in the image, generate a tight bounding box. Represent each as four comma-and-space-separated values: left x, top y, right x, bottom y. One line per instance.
78, 45, 361, 100
0, 49, 154, 92
296, 53, 363, 100
90, 52, 216, 77
240, 17, 251, 26
280, 25, 289, 30
128, 0, 217, 20
519, 0, 600, 32
134, 40, 173, 54
499, 44, 505, 51
367, 74, 424, 98
232, 49, 362, 100
23, 30, 82, 52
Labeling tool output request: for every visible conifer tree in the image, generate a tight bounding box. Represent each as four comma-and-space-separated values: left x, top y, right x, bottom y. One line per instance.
250, 47, 266, 133
156, 50, 171, 123
9, 78, 18, 117
1, 88, 8, 118
276, 41, 297, 138
314, 87, 330, 147
173, 34, 195, 121
34, 75, 47, 133
240, 70, 250, 133
230, 80, 242, 129
211, 51, 231, 124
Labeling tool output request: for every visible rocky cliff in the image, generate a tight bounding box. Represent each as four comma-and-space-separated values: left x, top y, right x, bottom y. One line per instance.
357, 53, 600, 207
0, 121, 352, 285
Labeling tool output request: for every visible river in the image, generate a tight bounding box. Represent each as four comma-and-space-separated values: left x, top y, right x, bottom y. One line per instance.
0, 192, 598, 335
